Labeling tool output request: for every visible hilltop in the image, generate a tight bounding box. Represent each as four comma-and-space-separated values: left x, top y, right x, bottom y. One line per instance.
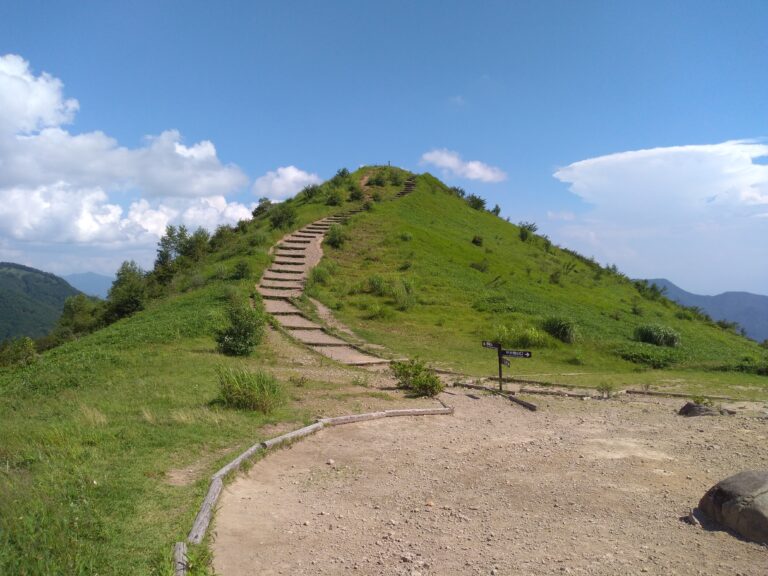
0, 262, 81, 340
0, 165, 766, 575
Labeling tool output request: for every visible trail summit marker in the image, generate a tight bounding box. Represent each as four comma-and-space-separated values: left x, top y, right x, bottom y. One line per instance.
481, 341, 531, 390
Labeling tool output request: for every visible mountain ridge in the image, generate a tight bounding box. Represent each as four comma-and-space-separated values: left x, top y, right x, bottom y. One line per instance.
648, 278, 768, 342
0, 262, 81, 340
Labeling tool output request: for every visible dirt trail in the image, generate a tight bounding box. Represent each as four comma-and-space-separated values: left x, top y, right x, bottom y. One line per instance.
212, 393, 768, 575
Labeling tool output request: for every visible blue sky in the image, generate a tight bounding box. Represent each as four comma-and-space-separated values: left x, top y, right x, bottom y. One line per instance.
1, 1, 767, 294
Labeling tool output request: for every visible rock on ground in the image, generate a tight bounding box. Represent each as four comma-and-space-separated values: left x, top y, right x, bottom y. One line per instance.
698, 469, 768, 544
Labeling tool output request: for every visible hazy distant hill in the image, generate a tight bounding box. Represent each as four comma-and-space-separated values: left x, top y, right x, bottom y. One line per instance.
648, 278, 768, 342
0, 262, 81, 341
63, 272, 114, 298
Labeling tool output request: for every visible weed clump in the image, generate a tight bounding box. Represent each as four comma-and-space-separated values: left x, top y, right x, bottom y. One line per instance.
325, 224, 346, 249
390, 358, 444, 397
471, 235, 483, 246
634, 324, 680, 347
542, 317, 580, 343
215, 303, 265, 356
217, 366, 286, 413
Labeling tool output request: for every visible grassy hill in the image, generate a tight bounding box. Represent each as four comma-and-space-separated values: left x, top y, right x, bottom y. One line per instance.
0, 166, 766, 575
309, 171, 768, 396
0, 263, 81, 341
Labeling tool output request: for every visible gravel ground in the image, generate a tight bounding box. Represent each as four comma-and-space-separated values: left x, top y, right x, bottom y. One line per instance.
212, 392, 768, 576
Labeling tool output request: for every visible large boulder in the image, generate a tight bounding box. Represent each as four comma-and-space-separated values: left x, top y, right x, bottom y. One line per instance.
678, 402, 718, 417
698, 469, 768, 544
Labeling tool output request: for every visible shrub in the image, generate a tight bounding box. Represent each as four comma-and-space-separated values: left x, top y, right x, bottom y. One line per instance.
596, 382, 616, 399
466, 194, 486, 210
367, 274, 392, 296
365, 304, 394, 320
216, 366, 286, 413
372, 190, 383, 202
215, 303, 265, 356
0, 337, 37, 368
542, 317, 580, 343
393, 279, 415, 311
325, 224, 346, 249
232, 260, 251, 280
471, 235, 483, 246
363, 200, 373, 211
369, 172, 386, 186
269, 202, 297, 229
399, 232, 413, 242
450, 186, 466, 198
390, 358, 443, 397
325, 189, 344, 206
348, 185, 364, 201
390, 171, 403, 186
490, 324, 549, 348
104, 260, 146, 324
490, 204, 501, 216
634, 324, 680, 347
301, 184, 322, 200
518, 221, 538, 242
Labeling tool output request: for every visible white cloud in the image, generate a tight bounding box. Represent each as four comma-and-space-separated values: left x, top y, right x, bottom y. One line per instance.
0, 54, 253, 273
0, 54, 78, 134
421, 149, 507, 182
553, 140, 768, 293
252, 165, 321, 201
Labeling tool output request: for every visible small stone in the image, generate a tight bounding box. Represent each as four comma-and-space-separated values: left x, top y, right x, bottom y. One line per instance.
327, 459, 335, 466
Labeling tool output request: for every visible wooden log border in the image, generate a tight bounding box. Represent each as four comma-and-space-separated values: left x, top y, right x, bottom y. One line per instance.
173, 404, 453, 573
453, 381, 538, 411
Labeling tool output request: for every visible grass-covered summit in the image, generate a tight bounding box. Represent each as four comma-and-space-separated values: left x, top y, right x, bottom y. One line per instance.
309, 170, 768, 395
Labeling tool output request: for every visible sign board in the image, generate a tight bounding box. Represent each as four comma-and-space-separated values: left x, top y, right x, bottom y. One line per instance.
482, 340, 499, 349
501, 349, 532, 358
500, 357, 511, 367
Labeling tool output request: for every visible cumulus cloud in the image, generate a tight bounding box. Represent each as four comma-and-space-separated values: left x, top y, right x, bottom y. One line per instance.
0, 54, 78, 134
421, 149, 507, 182
553, 140, 768, 293
0, 54, 253, 272
252, 165, 321, 201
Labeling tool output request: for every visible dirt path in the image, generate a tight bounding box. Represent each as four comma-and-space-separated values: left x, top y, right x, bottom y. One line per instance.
212, 392, 767, 575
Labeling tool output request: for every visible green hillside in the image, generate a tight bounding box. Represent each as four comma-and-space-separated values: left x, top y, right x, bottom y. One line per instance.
309, 171, 767, 395
0, 263, 81, 341
0, 166, 766, 575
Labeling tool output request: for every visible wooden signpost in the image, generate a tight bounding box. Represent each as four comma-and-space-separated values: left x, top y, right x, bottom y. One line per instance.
482, 341, 531, 390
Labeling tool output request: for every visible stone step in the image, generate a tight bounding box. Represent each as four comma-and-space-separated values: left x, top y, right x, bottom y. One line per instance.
263, 271, 306, 281
287, 329, 348, 346
263, 300, 302, 315
283, 238, 311, 244
276, 244, 307, 251
260, 280, 304, 290
272, 260, 305, 267
257, 287, 302, 299
311, 345, 391, 366
274, 251, 305, 259
268, 267, 304, 275
277, 315, 322, 329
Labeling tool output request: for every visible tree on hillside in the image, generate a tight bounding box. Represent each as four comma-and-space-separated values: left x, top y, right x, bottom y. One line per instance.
491, 204, 501, 217
104, 261, 147, 323
466, 194, 486, 210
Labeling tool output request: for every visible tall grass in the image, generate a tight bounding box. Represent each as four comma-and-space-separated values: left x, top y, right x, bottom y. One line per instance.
542, 316, 580, 343
216, 366, 287, 413
634, 324, 680, 347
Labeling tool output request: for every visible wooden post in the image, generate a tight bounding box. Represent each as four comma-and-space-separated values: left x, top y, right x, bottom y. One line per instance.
497, 346, 503, 391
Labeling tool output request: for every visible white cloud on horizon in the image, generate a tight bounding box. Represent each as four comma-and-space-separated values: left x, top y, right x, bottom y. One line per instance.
252, 165, 321, 201
0, 54, 254, 274
552, 140, 768, 293
421, 149, 507, 182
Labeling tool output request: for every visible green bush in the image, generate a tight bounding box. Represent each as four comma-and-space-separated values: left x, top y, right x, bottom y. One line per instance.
0, 337, 37, 368
372, 190, 383, 202
216, 366, 286, 413
393, 279, 415, 311
542, 317, 580, 343
348, 186, 364, 201
365, 303, 394, 320
325, 224, 346, 249
466, 194, 486, 210
518, 221, 538, 242
269, 202, 297, 229
325, 189, 344, 206
471, 235, 483, 246
634, 324, 680, 347
301, 184, 321, 200
215, 303, 265, 356
367, 274, 392, 296
232, 260, 251, 280
390, 358, 443, 397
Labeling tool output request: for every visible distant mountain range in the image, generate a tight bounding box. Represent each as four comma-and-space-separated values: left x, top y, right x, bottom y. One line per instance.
648, 278, 768, 343
0, 262, 81, 341
63, 272, 114, 299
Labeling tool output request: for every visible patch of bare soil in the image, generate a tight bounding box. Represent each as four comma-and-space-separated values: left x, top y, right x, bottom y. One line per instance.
212, 393, 768, 575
